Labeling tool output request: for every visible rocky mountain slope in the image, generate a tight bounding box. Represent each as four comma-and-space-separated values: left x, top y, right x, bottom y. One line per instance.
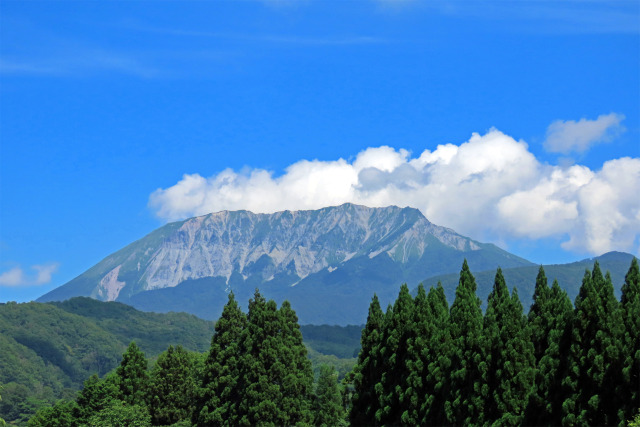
38, 204, 533, 324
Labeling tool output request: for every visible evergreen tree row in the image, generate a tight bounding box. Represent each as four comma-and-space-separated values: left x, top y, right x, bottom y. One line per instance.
350, 258, 640, 426
29, 290, 346, 426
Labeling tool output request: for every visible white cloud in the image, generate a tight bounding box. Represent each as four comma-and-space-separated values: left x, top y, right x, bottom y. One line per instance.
544, 113, 625, 154
0, 267, 25, 287
149, 128, 640, 256
0, 263, 59, 287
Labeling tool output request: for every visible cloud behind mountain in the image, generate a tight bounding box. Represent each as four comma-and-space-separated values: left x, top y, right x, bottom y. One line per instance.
150, 127, 640, 256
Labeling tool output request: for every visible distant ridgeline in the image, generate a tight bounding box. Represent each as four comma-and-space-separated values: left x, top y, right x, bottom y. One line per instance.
20, 258, 640, 426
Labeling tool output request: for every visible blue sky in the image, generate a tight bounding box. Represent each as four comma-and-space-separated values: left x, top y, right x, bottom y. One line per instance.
1, 0, 639, 302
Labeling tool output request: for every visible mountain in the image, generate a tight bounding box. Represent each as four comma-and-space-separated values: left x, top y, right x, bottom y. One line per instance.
38, 203, 533, 324
420, 251, 637, 311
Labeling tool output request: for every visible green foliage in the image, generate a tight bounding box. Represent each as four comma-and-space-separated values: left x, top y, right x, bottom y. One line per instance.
422, 251, 635, 313
525, 278, 573, 425
10, 258, 639, 426
306, 346, 357, 381
350, 294, 384, 426
197, 292, 247, 426
148, 345, 198, 426
483, 269, 534, 425
51, 297, 216, 354
313, 365, 347, 426
620, 258, 640, 422
445, 260, 487, 425
376, 284, 415, 425
300, 324, 362, 358
0, 385, 5, 427
28, 399, 78, 427
74, 372, 119, 424
236, 291, 314, 425
116, 342, 149, 406
563, 263, 625, 426
0, 298, 214, 423
277, 300, 315, 424
402, 283, 451, 425
86, 400, 151, 426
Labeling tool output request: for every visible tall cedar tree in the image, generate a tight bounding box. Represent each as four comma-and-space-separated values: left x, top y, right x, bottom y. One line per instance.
563, 262, 624, 426
445, 260, 487, 425
277, 300, 314, 424
525, 279, 573, 425
313, 364, 347, 427
237, 290, 313, 425
402, 284, 430, 425
402, 283, 451, 425
148, 345, 197, 425
116, 342, 149, 407
528, 266, 551, 362
423, 284, 451, 425
197, 291, 247, 426
376, 284, 414, 426
619, 258, 640, 422
350, 294, 384, 426
483, 268, 535, 425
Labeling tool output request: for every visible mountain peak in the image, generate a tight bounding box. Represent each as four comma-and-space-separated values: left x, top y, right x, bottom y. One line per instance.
38, 204, 532, 323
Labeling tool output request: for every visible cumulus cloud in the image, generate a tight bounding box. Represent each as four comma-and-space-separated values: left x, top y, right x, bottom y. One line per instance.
149, 128, 640, 256
544, 113, 625, 154
0, 263, 59, 287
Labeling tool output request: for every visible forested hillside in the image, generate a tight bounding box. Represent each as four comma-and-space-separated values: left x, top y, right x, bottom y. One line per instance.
19, 257, 639, 426
27, 292, 350, 426
0, 299, 358, 425
0, 299, 216, 425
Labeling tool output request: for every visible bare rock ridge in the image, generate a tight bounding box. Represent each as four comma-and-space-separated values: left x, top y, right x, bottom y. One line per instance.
38, 203, 532, 324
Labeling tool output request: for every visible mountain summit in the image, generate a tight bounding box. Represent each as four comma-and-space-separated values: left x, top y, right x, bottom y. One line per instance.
39, 204, 532, 324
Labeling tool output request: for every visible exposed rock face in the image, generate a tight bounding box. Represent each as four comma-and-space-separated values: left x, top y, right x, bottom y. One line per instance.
38, 204, 532, 323
96, 266, 126, 301
139, 204, 473, 292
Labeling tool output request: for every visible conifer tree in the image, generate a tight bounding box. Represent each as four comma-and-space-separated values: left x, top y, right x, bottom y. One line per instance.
563, 262, 624, 426
196, 291, 247, 426
115, 342, 149, 407
445, 260, 487, 425
313, 365, 347, 427
525, 279, 573, 425
402, 284, 430, 426
528, 266, 551, 362
350, 294, 384, 426
277, 300, 314, 425
148, 345, 197, 425
483, 269, 534, 425
376, 284, 414, 426
237, 290, 313, 425
422, 283, 451, 425
619, 257, 640, 422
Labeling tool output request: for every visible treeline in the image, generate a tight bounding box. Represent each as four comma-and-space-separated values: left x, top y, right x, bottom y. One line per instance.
350, 259, 640, 426
26, 259, 639, 426
28, 291, 346, 426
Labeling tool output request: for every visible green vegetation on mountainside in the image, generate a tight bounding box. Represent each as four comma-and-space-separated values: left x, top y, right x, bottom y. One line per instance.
0, 298, 358, 425
421, 251, 634, 310
0, 298, 214, 425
